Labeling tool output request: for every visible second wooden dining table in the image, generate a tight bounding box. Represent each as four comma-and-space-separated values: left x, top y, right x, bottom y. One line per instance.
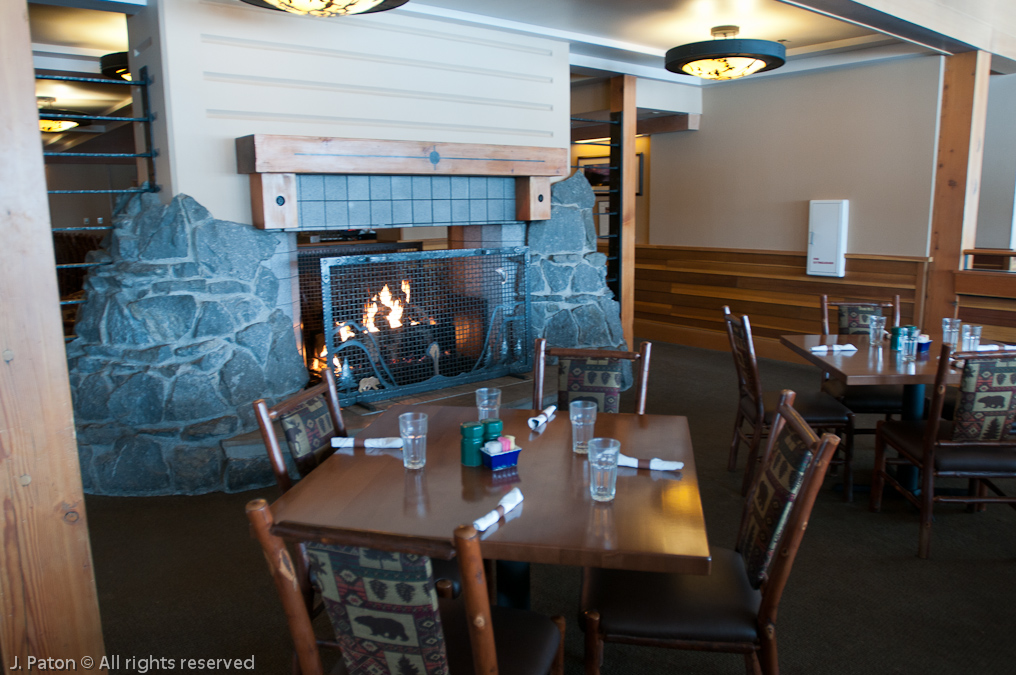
270, 404, 712, 576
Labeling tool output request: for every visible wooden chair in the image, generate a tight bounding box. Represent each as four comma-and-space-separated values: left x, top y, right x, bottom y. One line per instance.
254, 369, 348, 493
870, 343, 1016, 558
819, 294, 905, 426
532, 337, 652, 414
580, 390, 840, 675
724, 306, 855, 498
246, 499, 566, 675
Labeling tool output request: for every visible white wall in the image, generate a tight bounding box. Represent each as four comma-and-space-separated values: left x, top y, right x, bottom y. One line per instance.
976, 73, 1016, 249
648, 55, 944, 258
128, 0, 571, 224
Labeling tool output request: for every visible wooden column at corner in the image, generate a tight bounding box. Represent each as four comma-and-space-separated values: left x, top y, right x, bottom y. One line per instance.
611, 75, 637, 349
0, 1, 107, 668
925, 50, 991, 339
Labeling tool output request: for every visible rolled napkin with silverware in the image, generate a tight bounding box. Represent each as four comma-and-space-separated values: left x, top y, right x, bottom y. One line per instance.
473, 487, 524, 532
331, 437, 403, 449
527, 405, 558, 430
810, 344, 858, 354
617, 452, 683, 472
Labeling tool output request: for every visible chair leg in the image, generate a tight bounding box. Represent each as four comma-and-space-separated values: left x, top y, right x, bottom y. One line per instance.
744, 651, 763, 675
583, 610, 602, 675
869, 434, 887, 512
842, 414, 856, 502
728, 408, 746, 471
758, 625, 779, 675
550, 616, 566, 675
918, 466, 935, 559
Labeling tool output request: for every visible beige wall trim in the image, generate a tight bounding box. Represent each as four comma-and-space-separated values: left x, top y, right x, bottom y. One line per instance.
925, 50, 992, 338
0, 1, 107, 668
571, 114, 700, 143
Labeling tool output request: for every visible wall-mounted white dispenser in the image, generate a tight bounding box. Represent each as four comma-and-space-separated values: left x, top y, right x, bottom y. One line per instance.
807, 199, 848, 277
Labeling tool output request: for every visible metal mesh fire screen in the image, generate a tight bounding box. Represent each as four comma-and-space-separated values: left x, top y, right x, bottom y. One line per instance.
318, 247, 531, 405
298, 241, 424, 365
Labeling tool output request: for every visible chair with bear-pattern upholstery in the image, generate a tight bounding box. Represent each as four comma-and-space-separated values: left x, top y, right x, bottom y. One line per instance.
532, 338, 652, 414
870, 343, 1016, 558
580, 390, 840, 675
246, 499, 566, 675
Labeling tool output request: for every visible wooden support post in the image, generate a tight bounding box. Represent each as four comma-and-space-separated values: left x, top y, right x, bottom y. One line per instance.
611, 75, 637, 349
0, 1, 107, 668
515, 176, 551, 221
925, 51, 991, 339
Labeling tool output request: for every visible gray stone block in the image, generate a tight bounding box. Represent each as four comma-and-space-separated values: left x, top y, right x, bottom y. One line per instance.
412, 176, 432, 200
220, 348, 267, 405
170, 444, 225, 494
105, 299, 151, 346
348, 176, 370, 201
432, 176, 451, 199
254, 266, 280, 307
369, 175, 392, 200
74, 373, 112, 421
391, 176, 412, 200
371, 201, 393, 226
392, 200, 413, 224
194, 301, 234, 338
108, 372, 165, 425
123, 345, 174, 364
324, 175, 347, 201
195, 343, 233, 372
544, 309, 578, 347
182, 417, 238, 441
298, 174, 325, 201
574, 303, 610, 347
151, 280, 208, 294
130, 294, 198, 342
193, 219, 279, 281
208, 280, 247, 294
598, 297, 626, 347
551, 169, 596, 210
528, 206, 593, 256
349, 201, 371, 227
265, 309, 308, 396
78, 445, 94, 492
413, 200, 433, 224
166, 372, 231, 421
542, 260, 573, 294
236, 322, 273, 364
326, 201, 349, 228
223, 455, 275, 492
299, 200, 325, 229
573, 260, 608, 295
94, 435, 171, 495
221, 297, 262, 327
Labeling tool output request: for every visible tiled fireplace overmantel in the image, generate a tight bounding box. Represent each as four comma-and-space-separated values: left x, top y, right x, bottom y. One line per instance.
235, 135, 570, 230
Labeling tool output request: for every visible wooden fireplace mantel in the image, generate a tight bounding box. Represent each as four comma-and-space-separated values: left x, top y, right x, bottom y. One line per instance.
236, 135, 569, 229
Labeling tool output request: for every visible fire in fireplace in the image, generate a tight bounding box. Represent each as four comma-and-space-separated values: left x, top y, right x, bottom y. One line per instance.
317, 247, 531, 405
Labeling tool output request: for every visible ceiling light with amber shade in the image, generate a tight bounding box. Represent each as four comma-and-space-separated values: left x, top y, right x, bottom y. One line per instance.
238, 0, 409, 17
37, 97, 92, 133
666, 25, 786, 81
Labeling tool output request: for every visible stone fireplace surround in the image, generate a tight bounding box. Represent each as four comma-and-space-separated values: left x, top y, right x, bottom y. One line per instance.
68, 168, 623, 495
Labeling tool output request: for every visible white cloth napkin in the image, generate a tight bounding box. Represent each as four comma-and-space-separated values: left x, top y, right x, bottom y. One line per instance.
330, 437, 403, 449
617, 452, 683, 472
810, 344, 858, 354
527, 405, 557, 430
473, 487, 524, 532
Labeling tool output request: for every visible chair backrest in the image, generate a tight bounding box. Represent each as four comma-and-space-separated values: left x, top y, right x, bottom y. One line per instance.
246, 500, 497, 675
722, 306, 764, 408
253, 368, 347, 493
926, 343, 1016, 444
820, 294, 901, 336
532, 338, 652, 414
735, 391, 840, 618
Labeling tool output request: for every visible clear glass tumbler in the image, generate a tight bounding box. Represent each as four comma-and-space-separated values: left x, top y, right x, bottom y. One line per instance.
398, 412, 428, 470
588, 438, 621, 502
570, 400, 597, 455
869, 315, 887, 344
961, 324, 982, 351
899, 334, 918, 363
475, 387, 501, 421
942, 318, 961, 347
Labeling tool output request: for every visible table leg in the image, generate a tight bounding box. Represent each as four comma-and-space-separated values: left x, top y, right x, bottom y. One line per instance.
896, 383, 924, 490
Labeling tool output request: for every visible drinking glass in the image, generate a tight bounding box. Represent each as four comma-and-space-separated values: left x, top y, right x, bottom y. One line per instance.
899, 334, 918, 363
869, 315, 887, 345
570, 400, 597, 455
588, 438, 621, 502
961, 324, 982, 351
475, 387, 501, 421
398, 412, 427, 469
942, 318, 961, 347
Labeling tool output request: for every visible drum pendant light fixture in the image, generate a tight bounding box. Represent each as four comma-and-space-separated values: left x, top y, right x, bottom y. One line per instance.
666, 25, 785, 81
238, 0, 409, 17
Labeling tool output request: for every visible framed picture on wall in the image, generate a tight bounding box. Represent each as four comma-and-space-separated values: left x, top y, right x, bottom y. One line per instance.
577, 154, 644, 196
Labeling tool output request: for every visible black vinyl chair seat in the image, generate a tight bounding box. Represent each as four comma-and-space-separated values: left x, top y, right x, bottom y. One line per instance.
879, 420, 1016, 473
440, 599, 562, 675
580, 548, 761, 644
740, 391, 852, 427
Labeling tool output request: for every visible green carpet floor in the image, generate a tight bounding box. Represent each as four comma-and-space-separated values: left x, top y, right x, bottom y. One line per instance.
85, 342, 1016, 674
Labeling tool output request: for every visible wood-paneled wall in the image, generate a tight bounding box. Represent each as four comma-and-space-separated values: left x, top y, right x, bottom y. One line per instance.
955, 271, 1016, 344
626, 245, 930, 362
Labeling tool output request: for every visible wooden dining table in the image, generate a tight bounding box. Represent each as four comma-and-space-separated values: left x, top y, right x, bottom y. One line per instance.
270, 404, 712, 576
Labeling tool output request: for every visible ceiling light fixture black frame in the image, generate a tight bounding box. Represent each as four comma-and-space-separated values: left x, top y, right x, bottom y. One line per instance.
665, 38, 786, 79
100, 52, 131, 81
238, 0, 410, 15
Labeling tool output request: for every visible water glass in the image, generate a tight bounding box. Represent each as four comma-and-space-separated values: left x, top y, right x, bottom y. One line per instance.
899, 334, 918, 363
398, 412, 427, 469
475, 387, 501, 421
588, 438, 621, 502
942, 318, 961, 347
961, 324, 982, 351
869, 315, 887, 344
570, 400, 597, 455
